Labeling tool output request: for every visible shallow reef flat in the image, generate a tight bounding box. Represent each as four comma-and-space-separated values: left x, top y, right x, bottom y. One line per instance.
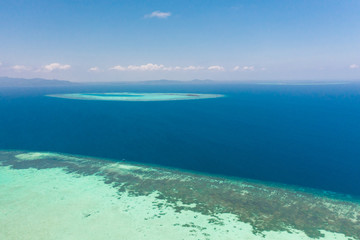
0, 150, 359, 240
46, 92, 224, 101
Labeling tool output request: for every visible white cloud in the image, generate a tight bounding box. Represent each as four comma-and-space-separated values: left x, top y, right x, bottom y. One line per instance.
233, 65, 255, 71
0, 62, 2, 66
349, 64, 359, 69
43, 63, 71, 72
183, 66, 204, 71
109, 63, 227, 72
145, 11, 171, 19
110, 63, 166, 71
12, 65, 32, 71
242, 66, 255, 71
109, 65, 126, 71
128, 63, 165, 71
89, 67, 100, 72
208, 65, 225, 71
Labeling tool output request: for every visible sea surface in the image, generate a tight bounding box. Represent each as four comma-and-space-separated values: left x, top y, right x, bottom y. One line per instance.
1, 82, 360, 197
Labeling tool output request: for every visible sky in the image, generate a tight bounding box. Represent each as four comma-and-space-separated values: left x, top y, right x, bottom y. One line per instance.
0, 0, 359, 82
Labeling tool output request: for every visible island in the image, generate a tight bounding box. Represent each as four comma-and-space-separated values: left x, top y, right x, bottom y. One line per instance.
46, 92, 224, 101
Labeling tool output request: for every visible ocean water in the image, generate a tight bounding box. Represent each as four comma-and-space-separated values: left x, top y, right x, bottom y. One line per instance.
1, 82, 360, 197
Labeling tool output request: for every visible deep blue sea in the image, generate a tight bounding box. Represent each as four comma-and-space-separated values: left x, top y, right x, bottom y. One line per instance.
1, 83, 360, 196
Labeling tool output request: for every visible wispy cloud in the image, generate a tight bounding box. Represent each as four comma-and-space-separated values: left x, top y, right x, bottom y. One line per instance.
208, 65, 225, 71
12, 65, 32, 71
42, 63, 71, 72
145, 11, 171, 19
349, 64, 359, 69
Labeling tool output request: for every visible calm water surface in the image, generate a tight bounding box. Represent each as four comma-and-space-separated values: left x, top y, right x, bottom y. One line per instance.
1, 83, 359, 196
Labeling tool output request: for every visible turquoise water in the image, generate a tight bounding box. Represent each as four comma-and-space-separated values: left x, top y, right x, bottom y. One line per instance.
84, 93, 145, 97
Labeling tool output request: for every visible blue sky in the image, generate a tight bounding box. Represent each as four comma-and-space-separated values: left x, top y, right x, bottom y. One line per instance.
0, 0, 359, 82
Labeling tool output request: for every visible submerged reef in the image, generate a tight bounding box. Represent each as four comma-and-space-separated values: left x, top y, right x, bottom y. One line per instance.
46, 92, 224, 101
0, 150, 359, 240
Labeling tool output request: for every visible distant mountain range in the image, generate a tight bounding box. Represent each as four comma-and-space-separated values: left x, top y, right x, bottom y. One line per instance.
123, 79, 214, 85
0, 77, 215, 87
2, 77, 355, 87
0, 77, 74, 87
83, 79, 215, 85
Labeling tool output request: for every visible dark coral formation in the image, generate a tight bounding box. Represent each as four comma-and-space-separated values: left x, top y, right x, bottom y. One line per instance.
1, 150, 359, 239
